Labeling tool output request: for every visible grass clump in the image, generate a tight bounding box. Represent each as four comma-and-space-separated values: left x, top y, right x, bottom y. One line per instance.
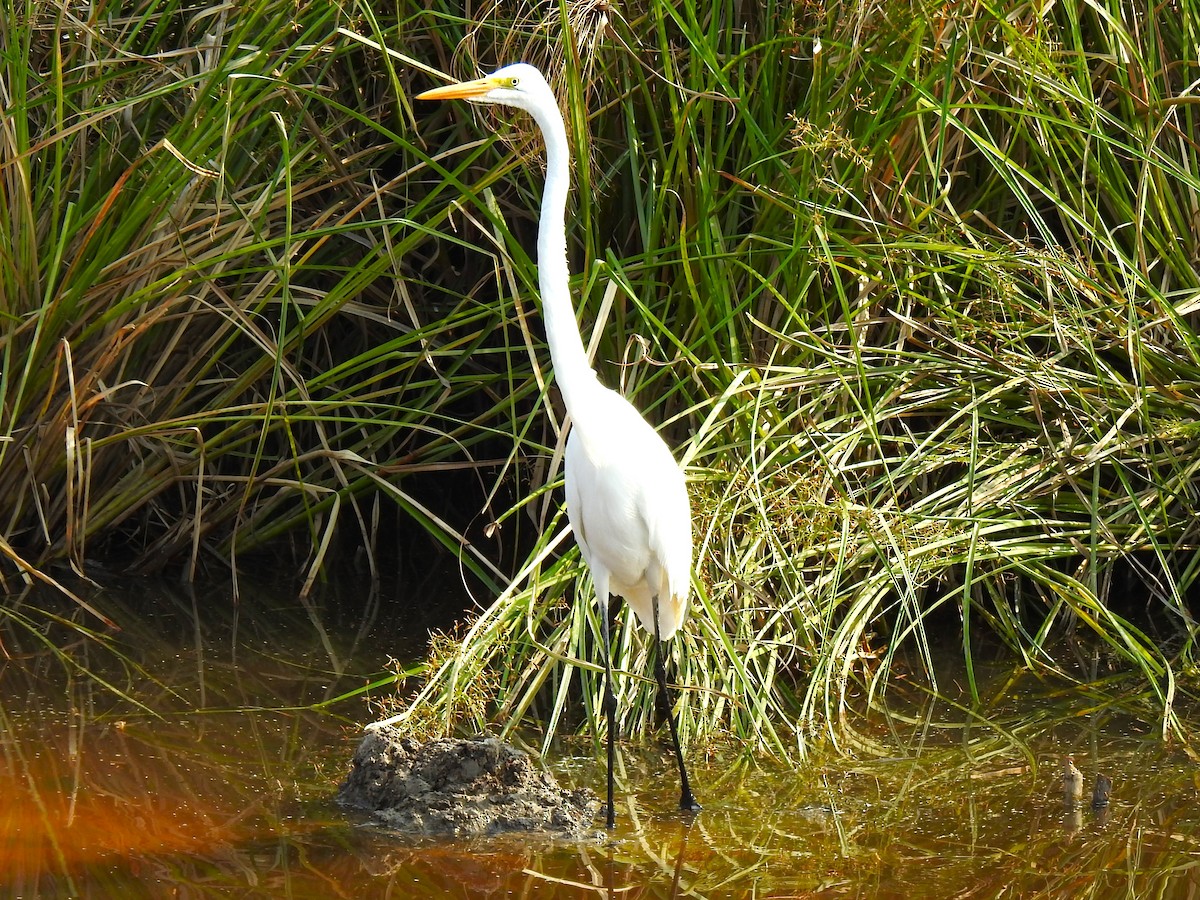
0, 0, 545, 602
379, 0, 1200, 756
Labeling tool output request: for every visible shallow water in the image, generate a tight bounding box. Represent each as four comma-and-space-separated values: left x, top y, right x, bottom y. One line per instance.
2, 575, 1198, 898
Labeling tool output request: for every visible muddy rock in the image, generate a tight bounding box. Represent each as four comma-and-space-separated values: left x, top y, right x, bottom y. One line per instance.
337, 728, 600, 837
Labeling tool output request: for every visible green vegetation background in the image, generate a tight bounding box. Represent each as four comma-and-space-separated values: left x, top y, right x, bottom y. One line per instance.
3, 0, 1200, 753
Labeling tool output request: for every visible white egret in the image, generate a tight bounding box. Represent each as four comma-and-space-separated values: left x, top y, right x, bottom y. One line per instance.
417, 64, 699, 828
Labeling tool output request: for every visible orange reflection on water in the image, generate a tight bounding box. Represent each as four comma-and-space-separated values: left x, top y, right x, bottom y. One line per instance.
0, 714, 310, 885
0, 768, 241, 871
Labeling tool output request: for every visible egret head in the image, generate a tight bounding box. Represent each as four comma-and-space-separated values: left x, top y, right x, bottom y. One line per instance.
416, 63, 552, 115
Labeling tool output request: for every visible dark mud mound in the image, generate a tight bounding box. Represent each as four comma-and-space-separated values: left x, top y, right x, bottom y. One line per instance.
337, 729, 599, 837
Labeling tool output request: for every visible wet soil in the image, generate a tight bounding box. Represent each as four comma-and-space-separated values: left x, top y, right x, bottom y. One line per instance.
337, 728, 600, 837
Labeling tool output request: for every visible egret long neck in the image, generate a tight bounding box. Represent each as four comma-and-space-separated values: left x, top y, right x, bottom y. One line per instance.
528, 100, 596, 414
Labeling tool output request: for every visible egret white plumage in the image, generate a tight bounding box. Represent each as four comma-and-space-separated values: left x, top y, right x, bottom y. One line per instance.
417, 63, 699, 828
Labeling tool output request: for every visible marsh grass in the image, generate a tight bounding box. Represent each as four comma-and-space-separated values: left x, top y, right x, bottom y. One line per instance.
3, 0, 1200, 754
0, 0, 547, 600
376, 0, 1200, 755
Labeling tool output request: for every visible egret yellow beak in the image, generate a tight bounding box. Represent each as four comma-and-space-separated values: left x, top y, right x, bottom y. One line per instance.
416, 77, 501, 101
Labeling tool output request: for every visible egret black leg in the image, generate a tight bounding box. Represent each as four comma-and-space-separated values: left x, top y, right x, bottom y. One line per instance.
652, 595, 701, 812
602, 602, 617, 829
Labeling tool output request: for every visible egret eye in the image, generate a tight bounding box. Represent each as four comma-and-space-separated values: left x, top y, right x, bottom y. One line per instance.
509, 76, 520, 87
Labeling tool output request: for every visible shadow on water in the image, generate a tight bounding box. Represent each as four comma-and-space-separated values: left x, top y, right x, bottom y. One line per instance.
2, 574, 1200, 897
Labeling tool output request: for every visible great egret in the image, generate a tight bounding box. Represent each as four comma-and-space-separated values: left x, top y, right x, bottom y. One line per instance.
417, 64, 700, 828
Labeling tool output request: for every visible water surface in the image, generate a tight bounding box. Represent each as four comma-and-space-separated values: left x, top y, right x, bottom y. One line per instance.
1, 576, 1197, 897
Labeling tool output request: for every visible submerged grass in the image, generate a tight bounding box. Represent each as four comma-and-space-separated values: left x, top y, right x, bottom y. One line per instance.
3, 0, 1200, 755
